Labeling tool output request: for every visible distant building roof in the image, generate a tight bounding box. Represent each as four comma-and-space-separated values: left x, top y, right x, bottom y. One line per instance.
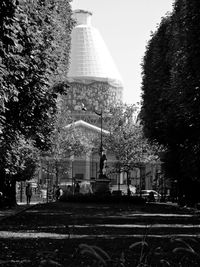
64, 120, 109, 135
67, 10, 123, 87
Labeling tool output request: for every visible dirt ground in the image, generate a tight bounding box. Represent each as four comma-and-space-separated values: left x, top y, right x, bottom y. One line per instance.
0, 201, 200, 266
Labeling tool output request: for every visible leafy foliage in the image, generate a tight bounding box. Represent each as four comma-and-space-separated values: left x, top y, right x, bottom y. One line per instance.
104, 104, 161, 174
141, 0, 200, 205
0, 0, 73, 203
141, 16, 173, 146
44, 105, 98, 184
49, 110, 93, 158
78, 238, 200, 267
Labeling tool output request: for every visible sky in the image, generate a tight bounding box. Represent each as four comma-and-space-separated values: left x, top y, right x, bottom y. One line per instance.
71, 0, 174, 105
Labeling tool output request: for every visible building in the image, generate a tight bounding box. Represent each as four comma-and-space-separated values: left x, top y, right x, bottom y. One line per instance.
57, 9, 124, 188
66, 9, 123, 115
39, 9, 164, 197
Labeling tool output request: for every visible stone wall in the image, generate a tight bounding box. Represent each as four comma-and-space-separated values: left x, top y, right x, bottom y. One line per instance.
64, 81, 123, 113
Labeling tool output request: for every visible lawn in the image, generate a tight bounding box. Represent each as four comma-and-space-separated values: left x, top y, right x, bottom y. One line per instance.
0, 201, 200, 266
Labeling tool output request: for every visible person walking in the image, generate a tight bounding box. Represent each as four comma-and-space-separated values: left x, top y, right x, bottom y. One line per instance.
25, 183, 32, 205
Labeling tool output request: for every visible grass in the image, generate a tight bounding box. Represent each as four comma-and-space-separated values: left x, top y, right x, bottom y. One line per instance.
59, 193, 146, 204
0, 233, 199, 266
0, 201, 200, 266
77, 237, 200, 267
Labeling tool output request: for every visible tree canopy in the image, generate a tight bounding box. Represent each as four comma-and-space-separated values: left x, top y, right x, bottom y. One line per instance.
141, 0, 200, 205
0, 0, 73, 203
104, 104, 161, 174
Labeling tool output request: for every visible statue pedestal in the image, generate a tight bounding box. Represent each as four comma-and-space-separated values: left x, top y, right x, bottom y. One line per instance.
94, 175, 110, 195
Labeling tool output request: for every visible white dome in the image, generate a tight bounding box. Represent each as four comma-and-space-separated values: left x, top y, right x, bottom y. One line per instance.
67, 10, 123, 87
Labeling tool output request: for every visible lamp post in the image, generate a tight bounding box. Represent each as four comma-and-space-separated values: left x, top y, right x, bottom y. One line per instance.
82, 104, 109, 194
94, 109, 105, 178
82, 104, 105, 178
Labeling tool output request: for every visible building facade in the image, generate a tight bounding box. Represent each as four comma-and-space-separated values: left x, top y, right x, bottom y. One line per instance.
39, 9, 165, 196
57, 9, 124, 188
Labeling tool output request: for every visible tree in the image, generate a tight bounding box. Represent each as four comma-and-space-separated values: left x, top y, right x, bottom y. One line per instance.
43, 106, 95, 186
141, 0, 200, 205
168, 0, 200, 205
0, 0, 27, 199
141, 16, 173, 146
104, 104, 161, 177
0, 0, 73, 205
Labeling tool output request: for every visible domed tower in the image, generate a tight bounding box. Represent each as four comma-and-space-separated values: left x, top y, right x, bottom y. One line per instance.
57, 9, 124, 187
65, 9, 123, 124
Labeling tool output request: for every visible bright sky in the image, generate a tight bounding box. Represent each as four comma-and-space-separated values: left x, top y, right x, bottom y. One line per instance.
71, 0, 174, 105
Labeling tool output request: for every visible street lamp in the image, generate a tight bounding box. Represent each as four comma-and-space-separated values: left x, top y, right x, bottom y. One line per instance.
94, 109, 107, 178
82, 104, 106, 179
82, 104, 110, 194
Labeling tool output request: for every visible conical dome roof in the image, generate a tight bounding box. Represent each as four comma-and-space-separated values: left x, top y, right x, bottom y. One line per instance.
67, 10, 123, 87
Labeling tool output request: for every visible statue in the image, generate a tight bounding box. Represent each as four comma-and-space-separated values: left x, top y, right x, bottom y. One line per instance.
95, 152, 110, 195
99, 153, 107, 177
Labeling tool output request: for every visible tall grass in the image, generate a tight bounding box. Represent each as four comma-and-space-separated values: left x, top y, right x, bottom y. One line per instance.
77, 237, 200, 267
